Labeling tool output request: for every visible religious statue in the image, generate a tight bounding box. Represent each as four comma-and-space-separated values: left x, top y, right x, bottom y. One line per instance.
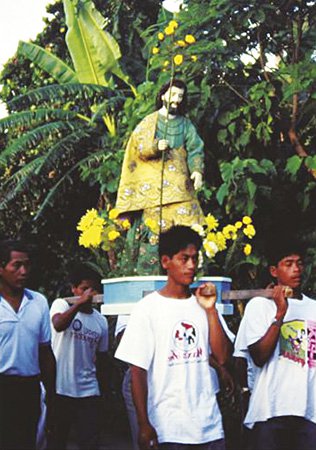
116, 79, 205, 231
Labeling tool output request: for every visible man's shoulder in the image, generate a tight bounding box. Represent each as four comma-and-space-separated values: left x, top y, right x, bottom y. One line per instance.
25, 289, 48, 306
135, 111, 158, 129
92, 308, 108, 327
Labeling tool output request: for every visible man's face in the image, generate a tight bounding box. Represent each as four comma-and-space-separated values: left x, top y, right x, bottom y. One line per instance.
71, 279, 99, 296
161, 86, 184, 115
0, 251, 31, 291
161, 244, 198, 286
269, 254, 304, 289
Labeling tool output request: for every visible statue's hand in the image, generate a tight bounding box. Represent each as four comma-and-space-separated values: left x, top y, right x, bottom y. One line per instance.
191, 171, 203, 190
158, 139, 169, 151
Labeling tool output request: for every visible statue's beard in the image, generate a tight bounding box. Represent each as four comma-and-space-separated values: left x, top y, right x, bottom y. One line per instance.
163, 100, 180, 116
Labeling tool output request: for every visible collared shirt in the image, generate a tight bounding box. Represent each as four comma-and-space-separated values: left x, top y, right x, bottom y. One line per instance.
0, 289, 51, 376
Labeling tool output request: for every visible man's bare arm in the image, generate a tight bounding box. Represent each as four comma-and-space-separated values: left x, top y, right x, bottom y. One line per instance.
130, 365, 158, 450
249, 285, 288, 367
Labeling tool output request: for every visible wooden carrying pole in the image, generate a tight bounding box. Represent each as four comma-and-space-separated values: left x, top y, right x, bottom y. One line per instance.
62, 288, 288, 305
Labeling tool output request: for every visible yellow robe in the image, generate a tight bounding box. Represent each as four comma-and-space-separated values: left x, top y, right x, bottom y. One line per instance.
116, 111, 205, 229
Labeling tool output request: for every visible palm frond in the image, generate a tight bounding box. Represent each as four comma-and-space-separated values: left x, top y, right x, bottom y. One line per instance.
8, 84, 117, 110
0, 121, 84, 165
18, 41, 78, 84
0, 109, 79, 134
0, 157, 45, 209
35, 126, 94, 175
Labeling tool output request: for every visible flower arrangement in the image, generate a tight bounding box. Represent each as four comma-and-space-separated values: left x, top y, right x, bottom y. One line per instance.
77, 208, 256, 277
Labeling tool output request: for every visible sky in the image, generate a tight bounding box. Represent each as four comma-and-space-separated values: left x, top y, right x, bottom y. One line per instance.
0, 0, 53, 117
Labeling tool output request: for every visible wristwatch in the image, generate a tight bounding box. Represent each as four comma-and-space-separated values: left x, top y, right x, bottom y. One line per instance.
272, 317, 284, 327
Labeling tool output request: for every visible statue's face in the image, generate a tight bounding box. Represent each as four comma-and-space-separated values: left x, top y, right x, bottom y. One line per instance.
161, 86, 184, 115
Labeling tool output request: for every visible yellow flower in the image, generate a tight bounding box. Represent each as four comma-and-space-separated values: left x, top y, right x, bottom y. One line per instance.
234, 221, 243, 229
152, 47, 160, 55
77, 208, 99, 232
121, 219, 131, 230
215, 232, 227, 251
191, 223, 205, 237
108, 230, 120, 241
163, 60, 170, 67
206, 232, 217, 242
205, 214, 219, 231
109, 208, 120, 220
79, 226, 103, 248
176, 40, 187, 47
174, 54, 184, 65
243, 243, 252, 256
158, 32, 164, 41
145, 218, 159, 234
165, 25, 175, 35
169, 20, 179, 29
185, 34, 196, 44
243, 224, 256, 239
242, 216, 252, 225
191, 55, 198, 62
222, 224, 237, 240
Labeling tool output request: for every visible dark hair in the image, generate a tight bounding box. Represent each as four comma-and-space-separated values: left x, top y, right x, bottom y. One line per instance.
156, 79, 188, 114
0, 240, 31, 268
69, 264, 102, 287
267, 238, 306, 266
159, 225, 202, 260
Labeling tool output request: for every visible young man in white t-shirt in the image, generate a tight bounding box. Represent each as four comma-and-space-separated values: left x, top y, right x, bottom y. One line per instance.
235, 240, 316, 450
49, 265, 109, 450
115, 225, 233, 450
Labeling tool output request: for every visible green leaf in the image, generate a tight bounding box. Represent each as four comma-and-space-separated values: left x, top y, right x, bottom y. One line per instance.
246, 178, 257, 199
216, 183, 229, 205
63, 0, 135, 93
285, 155, 303, 175
18, 41, 78, 84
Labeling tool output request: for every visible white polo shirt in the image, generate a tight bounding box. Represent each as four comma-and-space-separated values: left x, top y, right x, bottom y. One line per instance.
0, 289, 51, 376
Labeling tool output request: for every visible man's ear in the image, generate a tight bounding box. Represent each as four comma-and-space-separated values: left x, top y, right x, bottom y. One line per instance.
161, 255, 170, 271
269, 265, 278, 279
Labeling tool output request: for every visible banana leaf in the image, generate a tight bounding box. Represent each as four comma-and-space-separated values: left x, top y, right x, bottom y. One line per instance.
18, 41, 78, 84
63, 0, 135, 93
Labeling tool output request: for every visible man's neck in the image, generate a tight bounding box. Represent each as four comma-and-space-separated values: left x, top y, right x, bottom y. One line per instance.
159, 281, 191, 299
0, 283, 24, 311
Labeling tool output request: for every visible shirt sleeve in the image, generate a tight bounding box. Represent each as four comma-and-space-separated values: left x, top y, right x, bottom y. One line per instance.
39, 295, 52, 345
97, 315, 109, 352
243, 297, 276, 347
50, 298, 70, 318
218, 310, 235, 342
185, 118, 204, 174
115, 315, 129, 337
115, 302, 155, 370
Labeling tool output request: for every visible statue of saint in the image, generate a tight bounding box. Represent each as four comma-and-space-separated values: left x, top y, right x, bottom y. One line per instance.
116, 79, 205, 231
115, 79, 205, 273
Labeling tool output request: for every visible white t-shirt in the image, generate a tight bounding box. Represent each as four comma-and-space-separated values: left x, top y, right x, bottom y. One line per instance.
115, 291, 233, 444
233, 316, 258, 391
239, 294, 316, 428
50, 298, 109, 397
0, 289, 51, 376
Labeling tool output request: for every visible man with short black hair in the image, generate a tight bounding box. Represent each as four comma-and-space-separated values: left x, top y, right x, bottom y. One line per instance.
49, 264, 109, 450
0, 239, 56, 450
235, 239, 316, 450
115, 226, 233, 450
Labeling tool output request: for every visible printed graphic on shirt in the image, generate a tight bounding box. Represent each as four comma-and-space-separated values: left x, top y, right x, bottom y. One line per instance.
279, 319, 316, 368
70, 318, 100, 348
168, 320, 205, 366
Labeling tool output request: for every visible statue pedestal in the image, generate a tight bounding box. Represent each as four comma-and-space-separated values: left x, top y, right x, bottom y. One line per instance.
101, 275, 233, 315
